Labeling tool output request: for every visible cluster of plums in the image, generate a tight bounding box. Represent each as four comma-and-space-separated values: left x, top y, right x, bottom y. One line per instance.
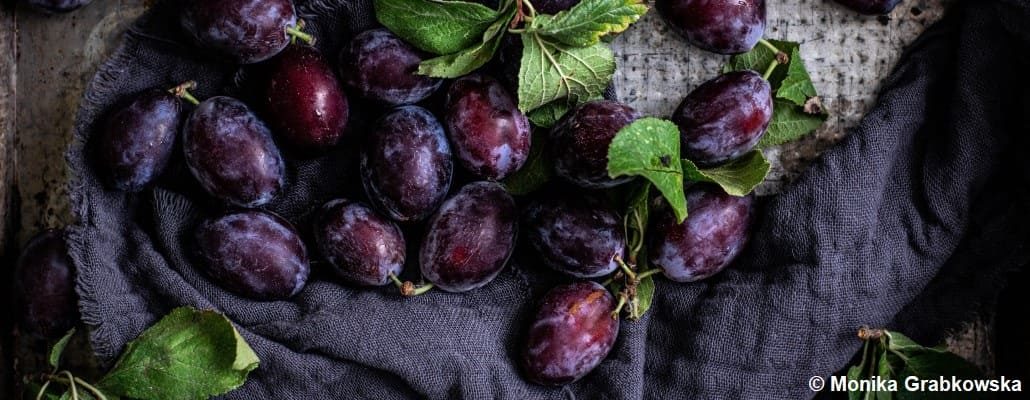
13, 0, 888, 389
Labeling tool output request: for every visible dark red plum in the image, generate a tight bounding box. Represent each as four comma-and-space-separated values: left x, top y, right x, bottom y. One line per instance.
361, 106, 453, 222
672, 70, 772, 166
99, 85, 189, 192
524, 194, 624, 278
657, 0, 766, 54
180, 0, 302, 64
195, 210, 309, 300
313, 199, 405, 287
339, 29, 442, 106
26, 0, 92, 13
832, 0, 902, 14
420, 182, 517, 293
649, 185, 754, 282
522, 281, 619, 386
445, 74, 531, 180
259, 45, 350, 154
551, 100, 639, 189
15, 229, 79, 338
536, 0, 580, 14
183, 96, 285, 207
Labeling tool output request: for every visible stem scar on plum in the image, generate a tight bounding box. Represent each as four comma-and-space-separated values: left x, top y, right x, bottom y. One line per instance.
169, 81, 201, 106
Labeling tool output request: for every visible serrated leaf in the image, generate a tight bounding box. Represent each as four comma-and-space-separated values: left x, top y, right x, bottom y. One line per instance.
97, 307, 259, 400
632, 275, 655, 319
375, 0, 499, 55
418, 4, 515, 77
884, 330, 925, 354
608, 118, 687, 222
528, 0, 648, 47
518, 34, 615, 113
503, 131, 553, 195
724, 39, 798, 85
757, 99, 827, 148
49, 328, 76, 370
527, 101, 570, 127
681, 151, 770, 196
777, 46, 817, 106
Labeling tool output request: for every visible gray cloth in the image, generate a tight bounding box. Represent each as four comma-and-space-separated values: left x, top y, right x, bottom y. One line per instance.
66, 0, 1030, 398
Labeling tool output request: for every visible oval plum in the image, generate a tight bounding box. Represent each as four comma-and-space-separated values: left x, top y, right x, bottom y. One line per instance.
15, 229, 79, 338
419, 182, 517, 293
194, 210, 309, 300
657, 0, 766, 54
339, 29, 442, 106
180, 0, 299, 64
98, 87, 185, 192
313, 199, 405, 287
524, 194, 625, 278
260, 45, 350, 154
672, 70, 773, 166
183, 96, 286, 207
550, 100, 639, 189
649, 185, 754, 282
361, 106, 453, 222
521, 281, 619, 386
445, 74, 531, 180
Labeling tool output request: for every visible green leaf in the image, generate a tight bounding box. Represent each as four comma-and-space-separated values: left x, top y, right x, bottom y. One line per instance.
724, 39, 798, 82
876, 348, 897, 400
374, 0, 500, 55
528, 0, 648, 47
98, 307, 260, 400
630, 275, 655, 320
49, 328, 76, 370
417, 4, 514, 77
624, 182, 650, 255
884, 330, 924, 354
896, 351, 985, 400
527, 101, 570, 128
777, 46, 818, 106
757, 99, 827, 148
681, 151, 770, 196
517, 34, 615, 113
502, 131, 553, 195
607, 118, 687, 222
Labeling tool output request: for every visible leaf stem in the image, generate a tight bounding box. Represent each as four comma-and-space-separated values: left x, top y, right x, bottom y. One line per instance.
286, 21, 315, 46
762, 59, 778, 81
62, 371, 79, 400
169, 81, 200, 106
611, 292, 627, 319
757, 38, 781, 54
73, 377, 109, 400
35, 380, 52, 400
615, 256, 636, 281
635, 268, 662, 280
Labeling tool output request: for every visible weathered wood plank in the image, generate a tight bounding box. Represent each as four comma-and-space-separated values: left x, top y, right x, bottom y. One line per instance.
1, 1, 18, 397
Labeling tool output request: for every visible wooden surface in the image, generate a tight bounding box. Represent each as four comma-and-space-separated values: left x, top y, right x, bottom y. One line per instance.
1, 0, 1004, 393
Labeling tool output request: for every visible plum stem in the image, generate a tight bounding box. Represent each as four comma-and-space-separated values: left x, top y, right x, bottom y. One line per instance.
286, 20, 316, 46
611, 292, 627, 319
170, 81, 200, 105
615, 255, 636, 281
635, 268, 662, 281
45, 372, 109, 400
35, 381, 52, 400
389, 273, 434, 297
757, 39, 790, 81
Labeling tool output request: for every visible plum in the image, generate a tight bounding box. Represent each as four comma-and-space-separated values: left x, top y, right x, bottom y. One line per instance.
524, 194, 625, 278
672, 70, 772, 166
551, 100, 639, 189
522, 281, 619, 386
361, 106, 453, 222
98, 83, 194, 192
183, 96, 285, 207
657, 0, 766, 54
180, 0, 306, 64
832, 0, 902, 15
194, 210, 309, 300
339, 29, 442, 106
313, 199, 405, 287
25, 0, 92, 13
15, 229, 79, 338
649, 185, 754, 282
259, 45, 350, 154
445, 74, 531, 180
420, 182, 517, 292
